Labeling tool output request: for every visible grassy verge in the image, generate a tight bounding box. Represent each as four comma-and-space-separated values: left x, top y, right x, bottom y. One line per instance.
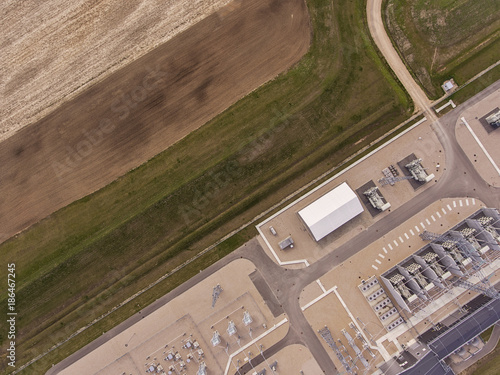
471, 350, 500, 375
0, 0, 411, 373
448, 65, 500, 105
13, 103, 423, 374
22, 227, 256, 375
384, 0, 500, 99
481, 327, 494, 343
459, 326, 500, 375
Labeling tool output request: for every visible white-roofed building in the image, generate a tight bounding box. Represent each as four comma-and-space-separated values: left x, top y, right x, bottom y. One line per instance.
298, 182, 364, 241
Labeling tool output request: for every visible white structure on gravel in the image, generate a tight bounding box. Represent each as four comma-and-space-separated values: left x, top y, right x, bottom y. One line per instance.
298, 182, 364, 241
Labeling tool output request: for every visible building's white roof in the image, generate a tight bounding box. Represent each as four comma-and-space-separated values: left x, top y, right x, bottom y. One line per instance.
443, 81, 454, 91
298, 182, 364, 241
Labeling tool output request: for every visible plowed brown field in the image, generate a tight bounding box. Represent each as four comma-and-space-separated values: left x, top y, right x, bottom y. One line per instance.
0, 0, 310, 242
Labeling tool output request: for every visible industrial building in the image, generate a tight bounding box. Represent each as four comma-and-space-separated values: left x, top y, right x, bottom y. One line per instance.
311, 202, 499, 375
298, 182, 364, 241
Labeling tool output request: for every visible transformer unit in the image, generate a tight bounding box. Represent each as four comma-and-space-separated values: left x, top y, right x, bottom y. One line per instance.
406, 263, 433, 290
363, 187, 391, 211
405, 158, 434, 183
442, 240, 470, 266
278, 236, 294, 250
227, 321, 237, 336
211, 331, 221, 347
421, 251, 451, 279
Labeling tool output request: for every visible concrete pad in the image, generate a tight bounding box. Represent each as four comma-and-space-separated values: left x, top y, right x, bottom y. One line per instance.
397, 153, 429, 190
303, 291, 384, 372
257, 120, 445, 266
299, 280, 325, 311
59, 259, 287, 375
479, 107, 500, 134
356, 180, 388, 217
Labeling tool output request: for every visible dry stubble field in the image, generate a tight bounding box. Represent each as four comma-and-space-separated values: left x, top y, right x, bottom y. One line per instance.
0, 0, 232, 141
0, 0, 310, 242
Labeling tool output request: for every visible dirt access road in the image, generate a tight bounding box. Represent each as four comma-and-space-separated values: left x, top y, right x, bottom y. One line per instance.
0, 0, 310, 242
367, 0, 435, 120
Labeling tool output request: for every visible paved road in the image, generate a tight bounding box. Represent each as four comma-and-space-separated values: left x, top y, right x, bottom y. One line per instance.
48, 5, 500, 375
239, 82, 500, 374
235, 329, 302, 374
45, 240, 247, 375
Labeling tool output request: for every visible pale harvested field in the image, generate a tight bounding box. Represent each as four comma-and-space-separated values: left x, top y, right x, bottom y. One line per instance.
0, 0, 310, 241
0, 0, 232, 141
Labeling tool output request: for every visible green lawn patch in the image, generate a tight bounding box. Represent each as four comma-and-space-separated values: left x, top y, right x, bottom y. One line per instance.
384, 0, 500, 99
464, 328, 500, 375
